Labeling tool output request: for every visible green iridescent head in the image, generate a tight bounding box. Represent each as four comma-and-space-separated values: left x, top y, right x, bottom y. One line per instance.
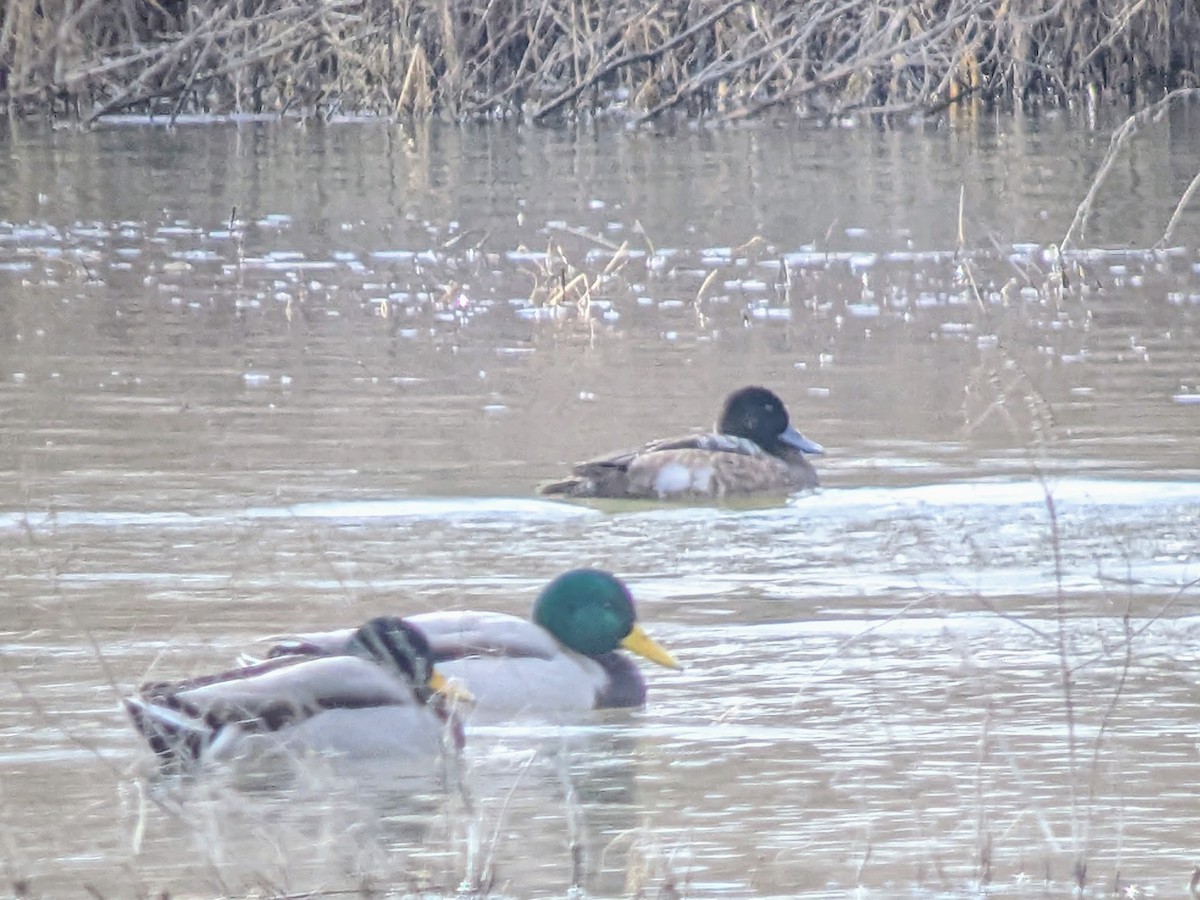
532, 569, 680, 669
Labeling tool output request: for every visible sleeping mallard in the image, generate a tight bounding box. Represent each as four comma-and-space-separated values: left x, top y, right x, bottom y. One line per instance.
539, 385, 823, 500
262, 569, 681, 716
125, 616, 465, 769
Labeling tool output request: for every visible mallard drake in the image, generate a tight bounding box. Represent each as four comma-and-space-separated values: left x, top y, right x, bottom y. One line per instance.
539, 385, 823, 500
125, 617, 465, 769
263, 569, 681, 716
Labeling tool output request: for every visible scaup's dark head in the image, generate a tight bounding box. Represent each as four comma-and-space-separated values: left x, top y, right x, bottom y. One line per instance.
717, 386, 823, 457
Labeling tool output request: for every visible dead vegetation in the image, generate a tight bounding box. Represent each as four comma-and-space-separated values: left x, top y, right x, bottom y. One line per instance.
1, 0, 1198, 123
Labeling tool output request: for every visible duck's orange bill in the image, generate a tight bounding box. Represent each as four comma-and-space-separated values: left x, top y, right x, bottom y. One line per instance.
620, 624, 682, 670
430, 670, 475, 703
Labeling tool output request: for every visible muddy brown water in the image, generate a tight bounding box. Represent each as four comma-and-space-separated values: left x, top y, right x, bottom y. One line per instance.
2, 108, 1199, 898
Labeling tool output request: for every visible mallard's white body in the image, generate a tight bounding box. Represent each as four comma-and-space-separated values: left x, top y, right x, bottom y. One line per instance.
127, 636, 459, 768
269, 611, 647, 716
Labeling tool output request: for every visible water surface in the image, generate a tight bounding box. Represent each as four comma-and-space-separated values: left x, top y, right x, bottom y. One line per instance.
2, 109, 1199, 898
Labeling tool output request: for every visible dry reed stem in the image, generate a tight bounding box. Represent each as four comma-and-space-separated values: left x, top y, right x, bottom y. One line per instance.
532, 0, 745, 121
946, 179, 1181, 892
2, 0, 1198, 121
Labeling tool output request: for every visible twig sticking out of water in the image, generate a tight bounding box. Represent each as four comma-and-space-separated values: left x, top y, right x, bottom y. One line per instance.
1157, 167, 1200, 249
524, 237, 633, 317
1061, 87, 1200, 251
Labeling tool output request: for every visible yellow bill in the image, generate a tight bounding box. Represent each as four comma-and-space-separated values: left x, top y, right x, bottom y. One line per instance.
429, 670, 475, 704
620, 623, 682, 670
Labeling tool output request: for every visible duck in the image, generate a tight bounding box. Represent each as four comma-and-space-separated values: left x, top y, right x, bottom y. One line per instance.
261, 569, 681, 716
125, 616, 466, 769
538, 385, 823, 500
